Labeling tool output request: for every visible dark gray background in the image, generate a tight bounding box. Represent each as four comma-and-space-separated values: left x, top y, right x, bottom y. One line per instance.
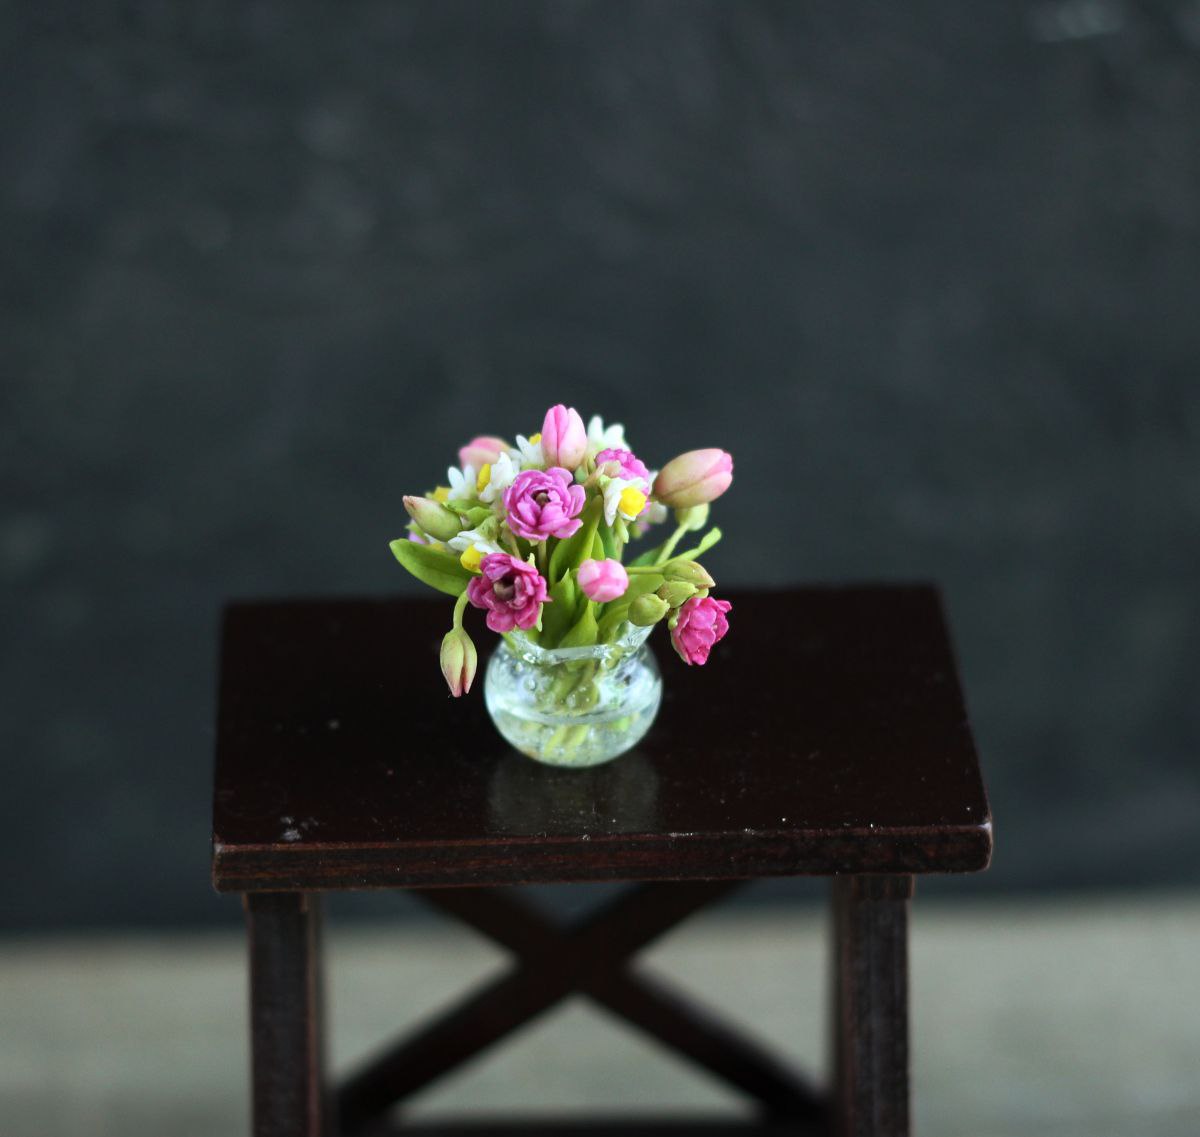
3, 1, 1198, 930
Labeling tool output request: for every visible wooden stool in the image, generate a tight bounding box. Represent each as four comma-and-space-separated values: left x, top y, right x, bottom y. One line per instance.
212, 587, 992, 1137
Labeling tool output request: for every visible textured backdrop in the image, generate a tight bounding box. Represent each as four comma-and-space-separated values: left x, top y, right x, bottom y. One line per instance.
3, 0, 1199, 928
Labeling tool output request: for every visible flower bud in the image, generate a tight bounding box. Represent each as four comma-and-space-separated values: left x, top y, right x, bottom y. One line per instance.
541, 404, 588, 470
663, 560, 716, 588
674, 502, 710, 532
403, 495, 464, 542
458, 435, 509, 470
439, 627, 477, 697
653, 449, 733, 508
577, 558, 629, 603
629, 593, 671, 627
657, 581, 698, 608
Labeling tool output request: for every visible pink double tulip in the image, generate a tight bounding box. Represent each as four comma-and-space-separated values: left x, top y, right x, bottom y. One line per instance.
540, 404, 588, 469
467, 554, 549, 632
577, 558, 629, 603
504, 468, 586, 541
653, 449, 733, 508
670, 595, 732, 665
458, 435, 508, 470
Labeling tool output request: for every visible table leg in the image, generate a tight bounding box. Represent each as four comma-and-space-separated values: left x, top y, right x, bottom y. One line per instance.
831, 875, 913, 1137
246, 892, 328, 1137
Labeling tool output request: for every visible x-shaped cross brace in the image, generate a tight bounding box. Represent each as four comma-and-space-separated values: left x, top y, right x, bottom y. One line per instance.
336, 881, 825, 1134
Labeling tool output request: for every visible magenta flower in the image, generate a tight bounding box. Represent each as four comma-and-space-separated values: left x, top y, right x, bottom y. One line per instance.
467, 553, 549, 632
595, 447, 651, 485
541, 405, 588, 470
653, 449, 733, 508
504, 468, 586, 541
577, 558, 629, 603
670, 595, 732, 666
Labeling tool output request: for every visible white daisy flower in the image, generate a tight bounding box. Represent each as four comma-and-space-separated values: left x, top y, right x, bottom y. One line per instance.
586, 414, 627, 457
479, 451, 518, 505
511, 434, 544, 469
446, 463, 478, 503
448, 525, 503, 556
601, 476, 650, 526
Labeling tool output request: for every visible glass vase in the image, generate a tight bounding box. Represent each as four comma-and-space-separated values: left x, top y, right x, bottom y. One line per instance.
483, 623, 662, 768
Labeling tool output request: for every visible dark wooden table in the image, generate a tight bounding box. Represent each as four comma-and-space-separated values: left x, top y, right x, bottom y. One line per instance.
213, 587, 992, 1137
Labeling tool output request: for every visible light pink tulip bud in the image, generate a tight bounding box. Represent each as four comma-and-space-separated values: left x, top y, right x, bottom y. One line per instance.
652, 449, 733, 508
439, 627, 477, 697
458, 436, 509, 470
540, 404, 588, 470
577, 558, 629, 603
403, 495, 464, 542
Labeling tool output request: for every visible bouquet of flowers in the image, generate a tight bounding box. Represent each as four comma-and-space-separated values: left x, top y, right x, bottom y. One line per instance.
390, 404, 733, 703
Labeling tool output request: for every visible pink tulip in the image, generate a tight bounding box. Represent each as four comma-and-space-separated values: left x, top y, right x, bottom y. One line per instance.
653, 449, 733, 508
540, 404, 588, 470
504, 468, 586, 541
577, 558, 629, 603
670, 595, 732, 666
467, 553, 550, 632
458, 435, 509, 470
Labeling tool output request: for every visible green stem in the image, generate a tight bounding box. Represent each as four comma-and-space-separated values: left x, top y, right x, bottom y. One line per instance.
669, 527, 723, 563
627, 563, 680, 575
452, 590, 469, 630
536, 541, 548, 577
653, 523, 689, 565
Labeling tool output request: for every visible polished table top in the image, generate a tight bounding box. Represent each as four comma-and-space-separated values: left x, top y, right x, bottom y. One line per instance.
212, 587, 991, 892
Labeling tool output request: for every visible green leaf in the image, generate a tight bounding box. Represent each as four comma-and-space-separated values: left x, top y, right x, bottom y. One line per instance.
389, 539, 472, 597
549, 498, 601, 582
559, 601, 599, 648
460, 506, 492, 527
599, 522, 616, 560
540, 574, 579, 645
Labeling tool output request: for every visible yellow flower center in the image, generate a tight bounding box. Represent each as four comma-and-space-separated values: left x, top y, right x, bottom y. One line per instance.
528, 433, 541, 444
618, 487, 647, 518
475, 463, 492, 493
459, 545, 483, 572
431, 485, 450, 504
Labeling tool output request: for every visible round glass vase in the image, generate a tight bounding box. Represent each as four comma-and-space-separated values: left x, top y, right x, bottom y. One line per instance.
483, 623, 662, 769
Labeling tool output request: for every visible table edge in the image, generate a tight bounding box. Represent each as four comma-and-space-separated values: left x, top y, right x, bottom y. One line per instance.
211, 818, 993, 892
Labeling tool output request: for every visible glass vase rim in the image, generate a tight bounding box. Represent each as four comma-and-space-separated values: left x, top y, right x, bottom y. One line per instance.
501, 621, 654, 665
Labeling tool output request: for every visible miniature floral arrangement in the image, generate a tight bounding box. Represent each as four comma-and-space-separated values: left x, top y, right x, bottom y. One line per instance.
390, 404, 732, 767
